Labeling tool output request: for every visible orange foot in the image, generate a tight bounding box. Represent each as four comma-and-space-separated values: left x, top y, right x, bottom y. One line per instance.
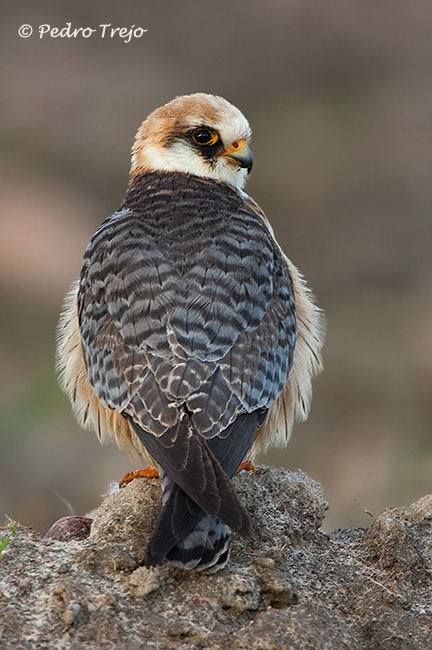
119, 466, 159, 488
236, 460, 256, 475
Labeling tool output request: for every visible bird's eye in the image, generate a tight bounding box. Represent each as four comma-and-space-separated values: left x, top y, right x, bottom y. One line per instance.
192, 129, 219, 146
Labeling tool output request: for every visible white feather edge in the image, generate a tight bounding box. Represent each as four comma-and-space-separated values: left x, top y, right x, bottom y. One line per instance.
56, 281, 154, 464
57, 234, 324, 464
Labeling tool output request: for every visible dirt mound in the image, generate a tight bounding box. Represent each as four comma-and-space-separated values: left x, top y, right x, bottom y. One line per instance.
1, 467, 432, 649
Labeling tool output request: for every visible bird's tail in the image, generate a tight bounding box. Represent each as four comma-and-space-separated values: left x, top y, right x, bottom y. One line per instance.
167, 510, 231, 573
146, 473, 231, 572
127, 410, 267, 572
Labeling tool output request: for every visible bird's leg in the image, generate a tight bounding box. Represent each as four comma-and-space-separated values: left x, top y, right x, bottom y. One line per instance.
120, 460, 254, 488
236, 459, 255, 475
119, 466, 159, 488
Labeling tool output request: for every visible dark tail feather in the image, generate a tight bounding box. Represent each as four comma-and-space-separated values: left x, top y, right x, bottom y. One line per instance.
127, 410, 268, 571
146, 483, 231, 572
146, 484, 202, 566
206, 409, 268, 477
128, 415, 252, 537
166, 513, 231, 573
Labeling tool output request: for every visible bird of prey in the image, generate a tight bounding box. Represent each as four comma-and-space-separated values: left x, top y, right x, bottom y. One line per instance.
57, 93, 324, 573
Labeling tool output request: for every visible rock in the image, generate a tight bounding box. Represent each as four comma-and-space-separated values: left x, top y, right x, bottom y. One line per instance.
44, 516, 93, 541
1, 467, 432, 649
128, 566, 161, 598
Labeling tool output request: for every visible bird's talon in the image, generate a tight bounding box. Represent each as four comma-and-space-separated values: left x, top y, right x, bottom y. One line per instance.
237, 460, 255, 475
119, 466, 159, 488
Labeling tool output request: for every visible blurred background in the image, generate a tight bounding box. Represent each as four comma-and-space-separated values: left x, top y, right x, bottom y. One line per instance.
1, 0, 431, 535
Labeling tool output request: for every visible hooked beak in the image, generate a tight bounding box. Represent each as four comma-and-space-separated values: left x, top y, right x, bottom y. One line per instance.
221, 140, 253, 174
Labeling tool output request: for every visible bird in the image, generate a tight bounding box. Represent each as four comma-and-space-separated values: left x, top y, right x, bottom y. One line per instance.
57, 93, 324, 573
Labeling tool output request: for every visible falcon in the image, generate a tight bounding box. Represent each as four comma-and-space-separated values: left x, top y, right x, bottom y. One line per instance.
57, 93, 324, 573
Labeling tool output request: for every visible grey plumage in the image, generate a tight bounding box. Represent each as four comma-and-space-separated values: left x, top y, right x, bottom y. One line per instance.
79, 172, 296, 439
58, 93, 324, 573
77, 171, 296, 567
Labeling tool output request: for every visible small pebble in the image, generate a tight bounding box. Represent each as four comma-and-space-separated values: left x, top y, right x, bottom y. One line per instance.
44, 517, 93, 542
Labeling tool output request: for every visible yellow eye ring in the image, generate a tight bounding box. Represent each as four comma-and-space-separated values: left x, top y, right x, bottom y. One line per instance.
192, 128, 219, 146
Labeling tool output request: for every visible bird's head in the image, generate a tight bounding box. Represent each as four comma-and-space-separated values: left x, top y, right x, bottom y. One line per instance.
131, 93, 253, 190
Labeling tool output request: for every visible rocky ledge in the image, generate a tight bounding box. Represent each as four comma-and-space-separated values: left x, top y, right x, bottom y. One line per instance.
1, 466, 432, 649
